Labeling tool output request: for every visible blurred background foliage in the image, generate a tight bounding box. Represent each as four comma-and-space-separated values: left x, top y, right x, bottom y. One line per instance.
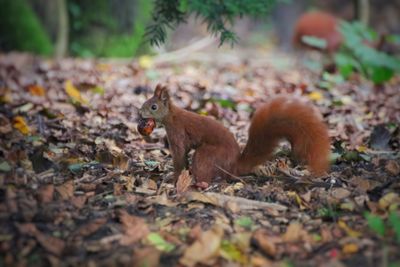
0, 0, 399, 60
0, 0, 153, 58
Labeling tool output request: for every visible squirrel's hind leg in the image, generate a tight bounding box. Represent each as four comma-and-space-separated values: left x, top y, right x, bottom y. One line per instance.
192, 145, 237, 184
191, 146, 218, 184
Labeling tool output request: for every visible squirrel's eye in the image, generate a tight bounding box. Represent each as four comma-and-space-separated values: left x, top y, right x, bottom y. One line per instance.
151, 104, 158, 111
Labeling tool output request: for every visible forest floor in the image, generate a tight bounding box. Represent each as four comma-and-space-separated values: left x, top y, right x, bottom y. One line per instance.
0, 51, 399, 267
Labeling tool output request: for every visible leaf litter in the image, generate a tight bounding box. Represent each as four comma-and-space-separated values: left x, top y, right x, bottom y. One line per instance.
0, 51, 399, 266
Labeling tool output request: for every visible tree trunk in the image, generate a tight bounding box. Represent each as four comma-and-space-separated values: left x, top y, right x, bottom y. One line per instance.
54, 0, 68, 58
354, 0, 370, 25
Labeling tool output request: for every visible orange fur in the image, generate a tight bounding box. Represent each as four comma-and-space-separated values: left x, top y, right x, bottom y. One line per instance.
237, 97, 330, 176
293, 11, 342, 53
140, 86, 331, 184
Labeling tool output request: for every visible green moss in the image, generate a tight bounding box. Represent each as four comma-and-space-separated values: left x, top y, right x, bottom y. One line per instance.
0, 0, 53, 55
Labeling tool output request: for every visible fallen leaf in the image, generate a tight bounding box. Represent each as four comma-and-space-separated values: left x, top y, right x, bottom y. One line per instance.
176, 170, 193, 194
342, 243, 358, 254
252, 229, 281, 258
0, 161, 11, 172
338, 220, 361, 238
118, 210, 149, 246
132, 247, 161, 267
139, 55, 153, 69
288, 191, 309, 210
235, 216, 253, 230
0, 115, 12, 134
378, 192, 400, 210
71, 195, 88, 209
28, 85, 45, 96
55, 180, 74, 200
180, 225, 223, 267
283, 222, 305, 242
308, 91, 323, 101
13, 116, 31, 135
220, 240, 248, 264
74, 218, 107, 237
37, 184, 54, 203
120, 175, 135, 192
65, 80, 88, 104
385, 160, 400, 176
331, 188, 351, 200
147, 233, 175, 252
16, 223, 65, 256
340, 202, 355, 212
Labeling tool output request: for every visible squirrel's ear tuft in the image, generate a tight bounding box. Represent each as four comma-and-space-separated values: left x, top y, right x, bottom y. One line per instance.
154, 84, 163, 98
160, 87, 169, 102
154, 84, 169, 101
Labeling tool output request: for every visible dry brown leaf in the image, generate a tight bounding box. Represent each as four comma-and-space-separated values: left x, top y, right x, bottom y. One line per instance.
176, 170, 193, 194
0, 114, 12, 134
385, 160, 400, 176
56, 180, 74, 200
320, 225, 333, 242
251, 255, 273, 267
118, 210, 149, 246
283, 222, 305, 242
252, 229, 281, 258
150, 192, 178, 207
143, 179, 158, 191
74, 218, 107, 237
16, 223, 65, 256
132, 247, 161, 267
120, 175, 135, 192
180, 225, 223, 267
37, 184, 54, 203
330, 188, 351, 200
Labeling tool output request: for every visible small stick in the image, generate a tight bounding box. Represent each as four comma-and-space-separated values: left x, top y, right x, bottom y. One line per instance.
215, 165, 246, 184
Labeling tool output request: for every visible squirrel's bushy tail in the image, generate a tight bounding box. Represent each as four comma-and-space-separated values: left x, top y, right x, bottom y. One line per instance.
236, 96, 330, 176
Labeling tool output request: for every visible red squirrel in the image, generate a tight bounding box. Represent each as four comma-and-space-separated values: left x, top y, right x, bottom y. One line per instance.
293, 11, 343, 53
292, 11, 397, 54
139, 84, 330, 184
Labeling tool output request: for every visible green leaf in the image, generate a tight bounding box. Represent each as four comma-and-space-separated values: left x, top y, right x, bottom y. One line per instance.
301, 35, 327, 49
214, 98, 236, 109
388, 211, 400, 243
147, 233, 175, 252
178, 0, 188, 12
343, 151, 361, 162
0, 161, 11, 172
336, 21, 400, 84
365, 212, 385, 237
370, 67, 394, 84
68, 163, 85, 173
235, 216, 253, 229
387, 34, 400, 45
91, 86, 105, 95
338, 64, 354, 79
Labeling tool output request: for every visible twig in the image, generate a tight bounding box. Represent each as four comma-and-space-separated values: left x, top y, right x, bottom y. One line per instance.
215, 165, 246, 184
